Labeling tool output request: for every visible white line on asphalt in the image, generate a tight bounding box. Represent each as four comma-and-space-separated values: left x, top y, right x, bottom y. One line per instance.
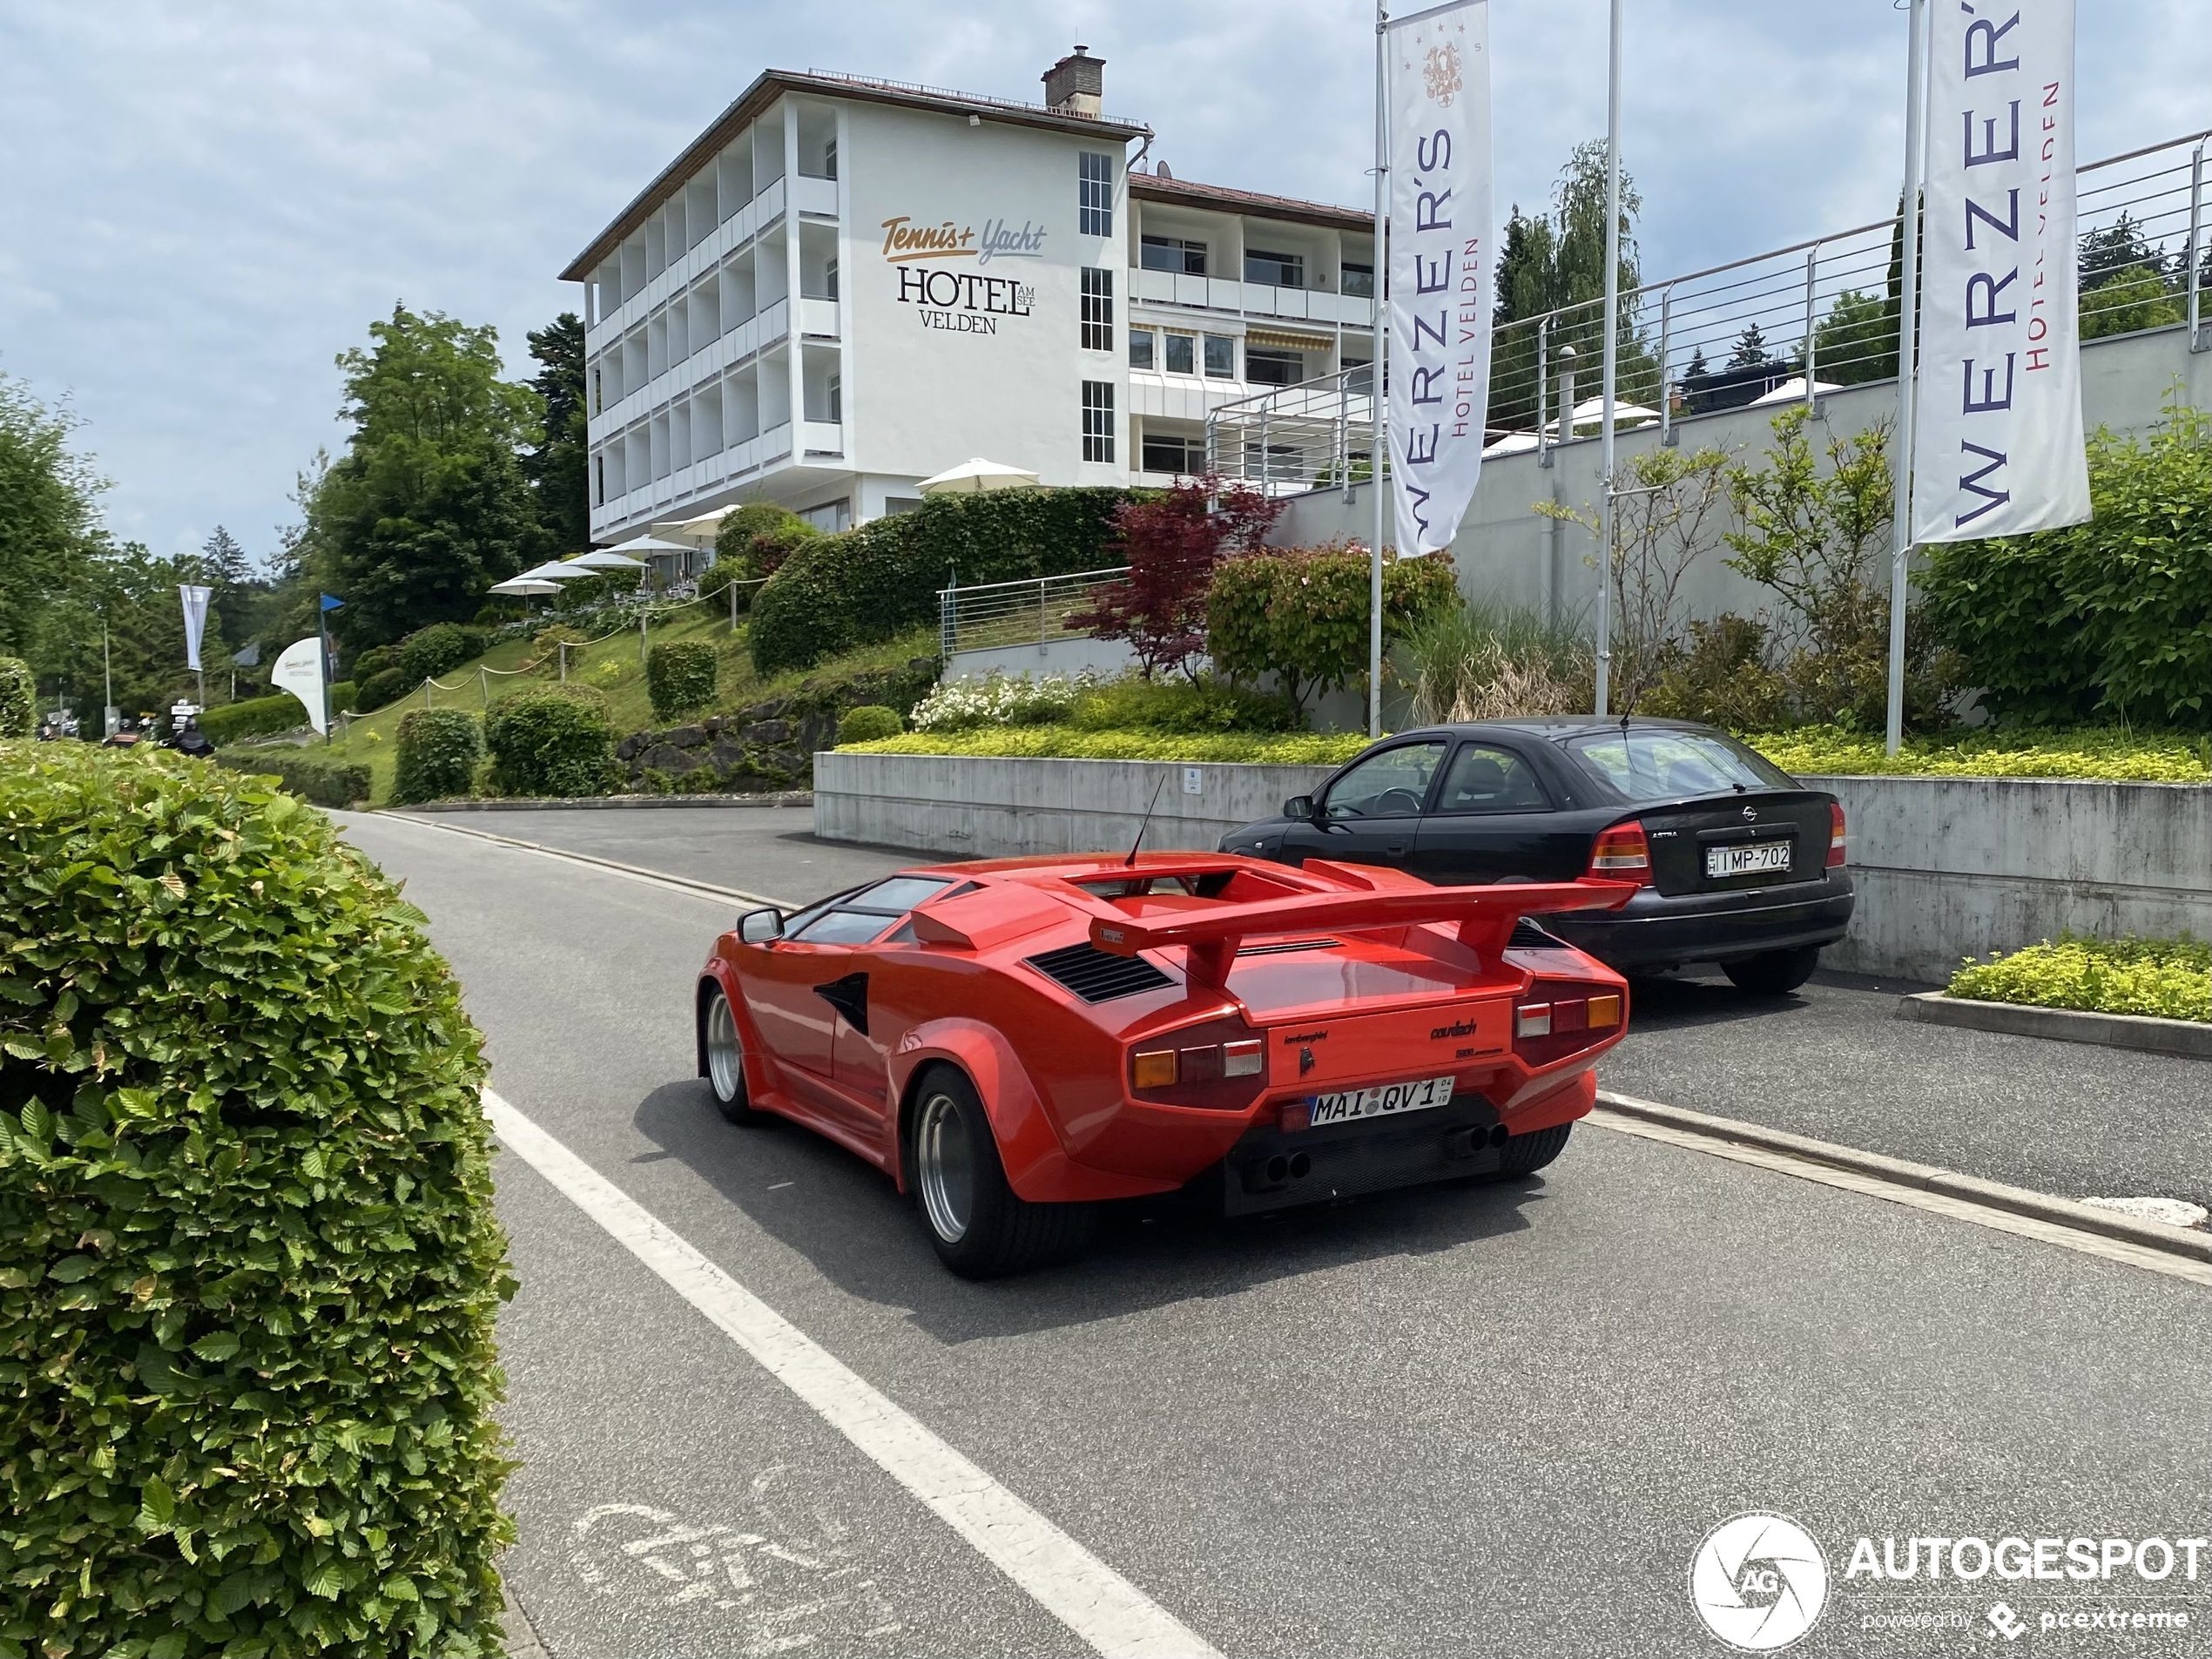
482, 1089, 1222, 1659
372, 811, 799, 911
1588, 1107, 2212, 1289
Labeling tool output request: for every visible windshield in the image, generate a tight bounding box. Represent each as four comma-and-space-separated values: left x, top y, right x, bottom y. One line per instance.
1566, 728, 1797, 801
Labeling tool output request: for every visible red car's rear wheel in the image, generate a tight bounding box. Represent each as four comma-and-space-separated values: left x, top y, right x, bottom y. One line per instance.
1499, 1121, 1572, 1177
911, 1066, 1094, 1278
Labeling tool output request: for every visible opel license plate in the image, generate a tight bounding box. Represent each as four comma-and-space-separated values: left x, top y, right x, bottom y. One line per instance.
1706, 841, 1791, 879
1306, 1073, 1456, 1129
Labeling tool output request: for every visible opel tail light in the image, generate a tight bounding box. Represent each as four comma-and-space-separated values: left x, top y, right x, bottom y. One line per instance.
1587, 820, 1651, 884
1827, 802, 1848, 868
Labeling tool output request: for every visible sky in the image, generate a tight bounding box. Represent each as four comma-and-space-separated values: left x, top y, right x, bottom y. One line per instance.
1, 0, 2203, 568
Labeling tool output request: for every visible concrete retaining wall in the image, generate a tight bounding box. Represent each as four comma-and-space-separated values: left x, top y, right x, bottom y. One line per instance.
815, 752, 2212, 985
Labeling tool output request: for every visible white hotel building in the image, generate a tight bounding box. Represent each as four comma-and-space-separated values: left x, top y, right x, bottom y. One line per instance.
563, 50, 1377, 543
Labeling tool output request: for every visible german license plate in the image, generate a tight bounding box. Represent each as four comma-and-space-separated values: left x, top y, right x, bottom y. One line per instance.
1706, 841, 1791, 879
1306, 1073, 1456, 1129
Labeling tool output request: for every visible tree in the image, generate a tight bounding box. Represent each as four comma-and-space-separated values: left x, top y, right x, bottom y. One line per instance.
1488, 142, 1657, 431
2079, 212, 2167, 293
1809, 290, 1896, 385
0, 374, 105, 662
1064, 480, 1281, 679
1727, 322, 1774, 371
308, 305, 543, 649
2080, 266, 2183, 339
524, 312, 590, 556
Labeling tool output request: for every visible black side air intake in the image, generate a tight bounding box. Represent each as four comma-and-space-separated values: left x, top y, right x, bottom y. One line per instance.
1024, 941, 1177, 1003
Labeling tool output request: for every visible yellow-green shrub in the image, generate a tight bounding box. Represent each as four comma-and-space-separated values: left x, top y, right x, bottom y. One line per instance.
1948, 934, 2210, 1022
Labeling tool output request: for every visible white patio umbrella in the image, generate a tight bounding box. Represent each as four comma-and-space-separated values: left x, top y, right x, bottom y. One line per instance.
652, 509, 732, 548
1750, 375, 1842, 407
1481, 431, 1542, 457
916, 456, 1041, 496
569, 545, 661, 569
1568, 396, 1661, 429
515, 559, 592, 582
488, 577, 562, 597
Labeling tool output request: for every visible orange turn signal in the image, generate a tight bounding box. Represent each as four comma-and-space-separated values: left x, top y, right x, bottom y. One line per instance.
1587, 994, 1621, 1029
1131, 1049, 1178, 1089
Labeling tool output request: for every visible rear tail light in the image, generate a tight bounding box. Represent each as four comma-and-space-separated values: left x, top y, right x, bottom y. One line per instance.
1827, 802, 1848, 868
1130, 1020, 1269, 1109
1588, 820, 1652, 885
1514, 978, 1627, 1067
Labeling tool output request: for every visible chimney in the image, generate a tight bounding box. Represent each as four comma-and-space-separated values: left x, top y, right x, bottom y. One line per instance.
1042, 45, 1103, 118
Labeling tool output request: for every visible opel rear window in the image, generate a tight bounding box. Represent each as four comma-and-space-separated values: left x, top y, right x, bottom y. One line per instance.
1567, 729, 1797, 801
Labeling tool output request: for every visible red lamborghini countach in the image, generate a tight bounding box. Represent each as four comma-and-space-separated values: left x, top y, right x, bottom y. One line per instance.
695, 852, 1636, 1277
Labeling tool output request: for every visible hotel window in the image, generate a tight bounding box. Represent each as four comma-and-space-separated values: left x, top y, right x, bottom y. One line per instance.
1081, 381, 1115, 462
1142, 432, 1205, 475
1204, 334, 1236, 378
1129, 328, 1156, 369
1245, 347, 1304, 387
827, 372, 841, 424
1244, 247, 1305, 288
1341, 260, 1375, 299
1081, 267, 1113, 351
1079, 152, 1114, 237
1163, 332, 1196, 374
1140, 234, 1207, 275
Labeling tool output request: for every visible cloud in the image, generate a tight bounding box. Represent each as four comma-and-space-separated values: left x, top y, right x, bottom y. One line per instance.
0, 0, 2198, 561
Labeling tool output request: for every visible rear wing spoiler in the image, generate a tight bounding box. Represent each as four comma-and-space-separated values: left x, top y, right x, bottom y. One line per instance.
1088, 875, 1638, 988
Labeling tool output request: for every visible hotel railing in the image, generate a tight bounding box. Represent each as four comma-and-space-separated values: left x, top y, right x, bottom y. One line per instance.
937, 566, 1131, 658
1206, 128, 2209, 489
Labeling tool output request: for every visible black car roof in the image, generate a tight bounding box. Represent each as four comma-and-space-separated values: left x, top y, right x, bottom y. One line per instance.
1386, 716, 1718, 742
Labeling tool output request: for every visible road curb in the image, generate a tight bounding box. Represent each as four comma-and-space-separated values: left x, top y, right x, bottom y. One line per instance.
380, 813, 794, 910
1894, 990, 2212, 1060
398, 791, 813, 813
1594, 1089, 2212, 1264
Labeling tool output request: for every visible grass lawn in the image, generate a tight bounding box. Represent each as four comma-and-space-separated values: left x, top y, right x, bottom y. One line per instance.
229, 606, 938, 806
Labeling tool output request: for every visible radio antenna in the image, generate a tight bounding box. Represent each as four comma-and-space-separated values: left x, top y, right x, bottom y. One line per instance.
1123, 772, 1170, 867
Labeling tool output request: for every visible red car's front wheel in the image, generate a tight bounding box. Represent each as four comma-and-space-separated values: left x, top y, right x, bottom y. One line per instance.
911, 1066, 1094, 1278
704, 986, 762, 1126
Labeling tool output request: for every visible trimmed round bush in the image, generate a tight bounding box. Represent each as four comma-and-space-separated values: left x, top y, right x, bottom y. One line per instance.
484, 685, 613, 798
0, 658, 39, 737
354, 668, 410, 715
645, 640, 718, 722
347, 646, 397, 685
836, 705, 904, 745
392, 708, 482, 805
197, 696, 305, 746
395, 624, 484, 687
0, 742, 514, 1656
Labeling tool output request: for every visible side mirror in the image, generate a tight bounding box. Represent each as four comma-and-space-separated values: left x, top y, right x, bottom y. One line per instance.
737, 907, 785, 944
1283, 795, 1315, 822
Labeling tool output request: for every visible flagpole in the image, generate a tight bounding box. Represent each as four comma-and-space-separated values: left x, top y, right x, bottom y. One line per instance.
1369, 0, 1390, 740
1885, 0, 1928, 757
1595, 0, 1623, 718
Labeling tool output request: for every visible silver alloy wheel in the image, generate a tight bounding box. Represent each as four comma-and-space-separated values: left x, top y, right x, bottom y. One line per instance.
915, 1090, 974, 1244
706, 989, 744, 1102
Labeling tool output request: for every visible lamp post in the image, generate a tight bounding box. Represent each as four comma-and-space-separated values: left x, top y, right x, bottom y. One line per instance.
1885, 0, 1929, 756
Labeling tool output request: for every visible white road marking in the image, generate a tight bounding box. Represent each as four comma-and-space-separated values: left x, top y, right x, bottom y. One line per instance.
1588, 1107, 2212, 1289
486, 1089, 1221, 1659
370, 810, 799, 910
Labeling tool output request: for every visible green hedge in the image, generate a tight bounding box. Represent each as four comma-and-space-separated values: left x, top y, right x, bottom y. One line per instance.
750, 487, 1150, 675
355, 669, 410, 715
392, 709, 482, 805
1948, 934, 2211, 1022
485, 685, 613, 798
0, 658, 31, 738
1919, 404, 2210, 725
213, 748, 374, 809
1210, 548, 1458, 714
836, 705, 903, 744
395, 624, 489, 687
841, 725, 1372, 765
198, 696, 306, 746
0, 743, 514, 1656
645, 640, 718, 722
1747, 725, 2211, 783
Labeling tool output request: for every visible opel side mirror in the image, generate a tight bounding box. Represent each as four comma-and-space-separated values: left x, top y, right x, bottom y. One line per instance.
738, 907, 785, 944
1283, 795, 1314, 821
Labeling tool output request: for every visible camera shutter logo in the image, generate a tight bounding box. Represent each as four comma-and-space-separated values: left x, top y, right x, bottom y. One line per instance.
1689, 1512, 1829, 1651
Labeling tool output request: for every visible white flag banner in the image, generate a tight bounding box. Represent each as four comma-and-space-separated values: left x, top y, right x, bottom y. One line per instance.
1911, 0, 2090, 543
178, 584, 212, 671
1386, 0, 1492, 556
271, 636, 327, 735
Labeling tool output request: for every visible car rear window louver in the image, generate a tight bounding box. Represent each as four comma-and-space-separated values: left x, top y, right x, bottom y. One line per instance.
1024, 941, 1177, 1003
1509, 919, 1565, 948
1235, 936, 1343, 957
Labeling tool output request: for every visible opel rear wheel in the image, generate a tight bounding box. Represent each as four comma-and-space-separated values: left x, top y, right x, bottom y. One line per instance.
704, 986, 760, 1125
910, 1066, 1094, 1278
1722, 944, 1822, 996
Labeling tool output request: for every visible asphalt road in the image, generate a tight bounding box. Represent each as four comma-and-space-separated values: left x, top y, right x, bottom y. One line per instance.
340, 806, 2212, 1659
407, 806, 2212, 1213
